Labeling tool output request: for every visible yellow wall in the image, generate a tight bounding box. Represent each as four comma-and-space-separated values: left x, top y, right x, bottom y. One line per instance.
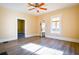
17, 12, 39, 36
39, 5, 79, 39
0, 4, 79, 42
76, 5, 79, 38
0, 6, 39, 42
78, 6, 79, 38
25, 15, 40, 36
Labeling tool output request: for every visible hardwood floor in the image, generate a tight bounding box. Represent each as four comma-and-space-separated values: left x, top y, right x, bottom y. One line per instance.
0, 36, 79, 55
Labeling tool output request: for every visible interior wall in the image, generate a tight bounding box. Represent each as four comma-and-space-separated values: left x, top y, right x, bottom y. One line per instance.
0, 6, 18, 42
0, 6, 39, 42
76, 5, 79, 39
25, 15, 40, 37
0, 4, 78, 42
38, 5, 79, 39
78, 5, 79, 38
35, 16, 41, 36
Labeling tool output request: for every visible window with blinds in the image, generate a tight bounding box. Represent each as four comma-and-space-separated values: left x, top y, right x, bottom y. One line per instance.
51, 16, 62, 33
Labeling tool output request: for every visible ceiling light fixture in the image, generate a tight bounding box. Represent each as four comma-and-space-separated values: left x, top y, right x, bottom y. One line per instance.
28, 3, 47, 13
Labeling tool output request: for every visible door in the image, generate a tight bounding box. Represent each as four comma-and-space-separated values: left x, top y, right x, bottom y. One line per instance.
41, 20, 46, 37
18, 19, 25, 39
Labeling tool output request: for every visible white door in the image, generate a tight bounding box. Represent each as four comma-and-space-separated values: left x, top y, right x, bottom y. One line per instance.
41, 21, 46, 37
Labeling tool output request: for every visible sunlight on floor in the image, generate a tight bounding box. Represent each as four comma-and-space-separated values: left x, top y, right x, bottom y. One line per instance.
21, 43, 63, 55
21, 43, 42, 52
35, 47, 63, 55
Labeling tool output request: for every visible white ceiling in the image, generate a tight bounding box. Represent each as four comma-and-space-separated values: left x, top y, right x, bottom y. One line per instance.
0, 3, 78, 16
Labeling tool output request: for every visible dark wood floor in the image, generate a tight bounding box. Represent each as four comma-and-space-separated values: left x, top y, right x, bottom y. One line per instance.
0, 36, 79, 55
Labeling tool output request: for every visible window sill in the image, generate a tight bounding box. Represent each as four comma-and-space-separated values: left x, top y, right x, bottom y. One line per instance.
51, 32, 61, 35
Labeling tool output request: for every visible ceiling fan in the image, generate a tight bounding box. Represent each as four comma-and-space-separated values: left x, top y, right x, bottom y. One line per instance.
28, 3, 47, 13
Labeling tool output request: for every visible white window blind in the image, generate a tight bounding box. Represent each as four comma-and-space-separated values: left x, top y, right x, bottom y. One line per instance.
51, 16, 62, 33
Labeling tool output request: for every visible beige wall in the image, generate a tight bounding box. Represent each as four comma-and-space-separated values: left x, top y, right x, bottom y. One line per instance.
78, 5, 79, 38
39, 5, 79, 39
0, 5, 79, 42
0, 6, 18, 42
76, 5, 79, 38
25, 15, 40, 36
0, 6, 39, 42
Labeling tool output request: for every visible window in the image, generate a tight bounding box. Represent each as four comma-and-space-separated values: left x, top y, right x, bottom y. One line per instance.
51, 16, 62, 33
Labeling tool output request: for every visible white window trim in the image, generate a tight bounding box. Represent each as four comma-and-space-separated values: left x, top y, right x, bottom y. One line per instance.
50, 15, 62, 34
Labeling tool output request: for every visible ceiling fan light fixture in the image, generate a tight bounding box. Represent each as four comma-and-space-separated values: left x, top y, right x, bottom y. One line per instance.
28, 3, 47, 13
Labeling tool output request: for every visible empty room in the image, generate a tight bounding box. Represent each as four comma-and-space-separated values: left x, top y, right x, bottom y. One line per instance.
0, 3, 79, 55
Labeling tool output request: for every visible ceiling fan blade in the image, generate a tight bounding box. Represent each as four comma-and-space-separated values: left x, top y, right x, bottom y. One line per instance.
39, 3, 45, 7
28, 8, 35, 10
39, 8, 47, 10
28, 3, 35, 6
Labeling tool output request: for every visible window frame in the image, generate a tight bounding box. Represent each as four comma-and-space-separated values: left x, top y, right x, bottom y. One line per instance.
50, 15, 62, 34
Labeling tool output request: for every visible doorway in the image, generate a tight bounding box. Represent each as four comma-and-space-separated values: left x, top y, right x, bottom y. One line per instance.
41, 20, 46, 37
18, 19, 25, 39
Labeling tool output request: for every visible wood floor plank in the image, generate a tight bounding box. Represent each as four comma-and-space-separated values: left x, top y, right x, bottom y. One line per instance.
0, 36, 79, 55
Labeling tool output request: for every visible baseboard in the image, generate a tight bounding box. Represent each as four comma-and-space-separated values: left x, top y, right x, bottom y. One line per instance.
25, 34, 41, 38
3, 41, 8, 43
0, 37, 17, 43
0, 34, 40, 43
25, 35, 35, 38
46, 35, 79, 43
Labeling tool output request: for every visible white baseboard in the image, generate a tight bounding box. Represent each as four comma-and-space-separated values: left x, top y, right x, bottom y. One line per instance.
25, 35, 35, 38
25, 34, 41, 38
0, 34, 40, 43
46, 35, 79, 43
0, 37, 17, 43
